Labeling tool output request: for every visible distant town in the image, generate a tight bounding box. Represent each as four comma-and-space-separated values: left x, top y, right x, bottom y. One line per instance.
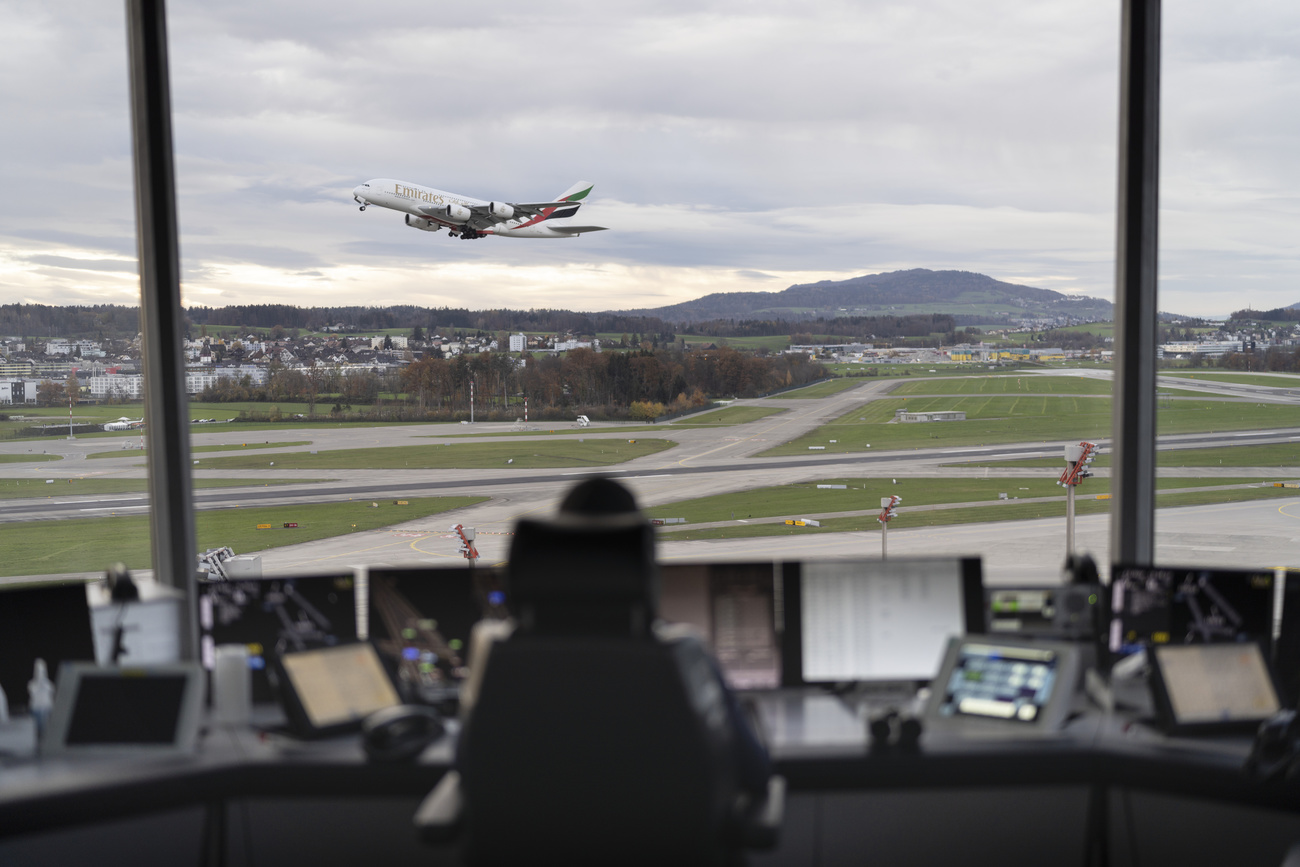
0, 302, 1296, 415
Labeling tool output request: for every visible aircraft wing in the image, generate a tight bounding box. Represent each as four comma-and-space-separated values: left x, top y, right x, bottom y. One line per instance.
545, 226, 608, 235
507, 201, 576, 215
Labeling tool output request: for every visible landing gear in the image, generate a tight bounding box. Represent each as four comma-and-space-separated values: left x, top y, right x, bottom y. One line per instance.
358, 206, 366, 211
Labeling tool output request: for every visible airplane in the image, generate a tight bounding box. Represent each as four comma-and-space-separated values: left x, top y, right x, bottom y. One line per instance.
352, 179, 607, 240
103, 417, 145, 432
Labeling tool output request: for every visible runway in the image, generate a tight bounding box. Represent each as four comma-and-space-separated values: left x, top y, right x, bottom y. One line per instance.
3, 371, 1298, 583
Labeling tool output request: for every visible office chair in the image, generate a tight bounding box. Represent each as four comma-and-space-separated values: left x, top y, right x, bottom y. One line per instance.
415, 493, 783, 866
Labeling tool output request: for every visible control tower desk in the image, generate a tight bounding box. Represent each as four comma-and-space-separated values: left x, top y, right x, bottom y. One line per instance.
4, 696, 1300, 867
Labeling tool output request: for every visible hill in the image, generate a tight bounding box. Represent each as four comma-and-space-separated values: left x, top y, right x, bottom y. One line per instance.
612, 269, 1113, 324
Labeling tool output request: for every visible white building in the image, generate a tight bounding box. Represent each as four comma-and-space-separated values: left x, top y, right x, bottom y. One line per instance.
0, 379, 32, 404
88, 374, 144, 400
509, 333, 527, 353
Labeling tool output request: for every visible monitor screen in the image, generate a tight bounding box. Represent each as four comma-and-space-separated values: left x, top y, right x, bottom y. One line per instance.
43, 662, 205, 755
1108, 565, 1276, 656
65, 672, 190, 745
0, 582, 95, 712
933, 641, 1063, 724
278, 643, 401, 731
1152, 642, 1280, 727
782, 557, 984, 685
367, 565, 507, 693
659, 562, 780, 689
198, 574, 358, 703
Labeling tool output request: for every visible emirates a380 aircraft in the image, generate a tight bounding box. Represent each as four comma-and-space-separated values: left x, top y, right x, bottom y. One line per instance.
352, 179, 607, 240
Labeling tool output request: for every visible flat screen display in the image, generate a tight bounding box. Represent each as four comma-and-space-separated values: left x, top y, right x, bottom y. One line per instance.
0, 582, 95, 712
1108, 565, 1275, 656
933, 641, 1061, 723
1153, 642, 1280, 727
279, 643, 401, 730
65, 673, 189, 745
659, 562, 780, 689
782, 557, 984, 684
197, 574, 358, 703
367, 565, 507, 691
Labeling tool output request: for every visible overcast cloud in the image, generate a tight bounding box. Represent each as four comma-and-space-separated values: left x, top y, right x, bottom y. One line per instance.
1, 0, 1298, 317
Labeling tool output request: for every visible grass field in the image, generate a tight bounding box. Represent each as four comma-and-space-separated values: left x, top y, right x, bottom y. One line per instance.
822, 363, 1027, 378
89, 440, 312, 460
0, 453, 52, 463
670, 406, 785, 425
190, 438, 677, 470
0, 496, 488, 577
949, 443, 1300, 471
655, 483, 1294, 541
1161, 372, 1300, 388
889, 376, 1115, 396
678, 335, 794, 351
766, 379, 865, 399
761, 394, 1300, 456
644, 476, 1280, 524
0, 477, 322, 499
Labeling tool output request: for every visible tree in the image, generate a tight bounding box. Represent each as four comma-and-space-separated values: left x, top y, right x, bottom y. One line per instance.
66, 370, 80, 404
36, 381, 66, 407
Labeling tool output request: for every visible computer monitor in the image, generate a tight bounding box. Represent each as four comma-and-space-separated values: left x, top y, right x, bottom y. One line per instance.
924, 636, 1082, 734
0, 582, 96, 712
1148, 641, 1281, 734
659, 562, 781, 689
43, 663, 205, 755
781, 557, 984, 686
1108, 564, 1276, 659
197, 573, 359, 704
367, 565, 507, 696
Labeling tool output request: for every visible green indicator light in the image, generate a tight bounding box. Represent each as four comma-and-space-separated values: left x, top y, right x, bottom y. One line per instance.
402, 628, 417, 639
1088, 594, 1098, 605
449, 639, 464, 651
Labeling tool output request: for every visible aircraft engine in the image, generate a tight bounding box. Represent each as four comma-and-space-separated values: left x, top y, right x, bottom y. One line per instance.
488, 201, 514, 220
437, 203, 472, 223
405, 215, 441, 232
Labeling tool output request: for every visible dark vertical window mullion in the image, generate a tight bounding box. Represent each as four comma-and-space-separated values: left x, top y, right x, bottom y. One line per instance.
125, 0, 198, 659
1112, 0, 1161, 566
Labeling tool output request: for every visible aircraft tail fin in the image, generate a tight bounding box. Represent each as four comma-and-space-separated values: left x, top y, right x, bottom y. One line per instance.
555, 181, 594, 204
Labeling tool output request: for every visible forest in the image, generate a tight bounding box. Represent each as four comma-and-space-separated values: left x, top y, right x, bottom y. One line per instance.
200, 345, 828, 421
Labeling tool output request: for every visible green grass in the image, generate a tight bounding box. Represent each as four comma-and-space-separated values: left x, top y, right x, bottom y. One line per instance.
1161, 372, 1300, 388
889, 376, 1115, 396
656, 484, 1295, 541
677, 334, 794, 351
88, 441, 312, 460
644, 476, 1280, 524
0, 477, 321, 498
0, 496, 488, 577
761, 395, 1113, 455
821, 363, 1036, 378
1052, 323, 1115, 338
949, 443, 1300, 470
670, 406, 785, 425
189, 438, 677, 470
0, 453, 53, 463
761, 394, 1300, 457
766, 379, 865, 399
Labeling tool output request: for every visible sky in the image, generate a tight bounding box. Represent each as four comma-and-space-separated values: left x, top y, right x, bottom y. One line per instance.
1, 0, 1298, 318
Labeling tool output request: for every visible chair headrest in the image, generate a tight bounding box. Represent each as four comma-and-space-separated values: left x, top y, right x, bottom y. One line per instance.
507, 512, 658, 636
